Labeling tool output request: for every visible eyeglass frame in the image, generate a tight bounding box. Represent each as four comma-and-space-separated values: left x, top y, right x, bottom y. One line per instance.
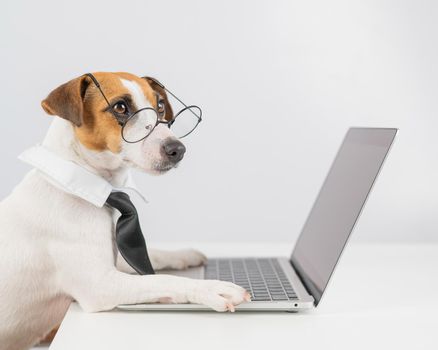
84, 73, 203, 143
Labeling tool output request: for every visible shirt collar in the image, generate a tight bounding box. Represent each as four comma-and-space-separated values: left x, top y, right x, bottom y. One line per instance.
18, 145, 146, 208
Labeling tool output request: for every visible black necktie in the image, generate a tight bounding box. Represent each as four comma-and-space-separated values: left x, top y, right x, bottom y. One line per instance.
106, 191, 155, 275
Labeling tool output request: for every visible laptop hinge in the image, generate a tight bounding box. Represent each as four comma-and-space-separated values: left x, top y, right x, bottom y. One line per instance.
290, 258, 322, 306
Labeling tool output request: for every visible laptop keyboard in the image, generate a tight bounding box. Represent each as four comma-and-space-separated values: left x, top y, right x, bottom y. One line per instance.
205, 258, 298, 301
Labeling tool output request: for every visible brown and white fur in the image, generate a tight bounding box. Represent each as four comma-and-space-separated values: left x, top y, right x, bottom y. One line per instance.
0, 72, 250, 350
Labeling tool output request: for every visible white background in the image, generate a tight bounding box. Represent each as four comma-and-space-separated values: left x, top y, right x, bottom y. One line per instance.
1, 0, 437, 243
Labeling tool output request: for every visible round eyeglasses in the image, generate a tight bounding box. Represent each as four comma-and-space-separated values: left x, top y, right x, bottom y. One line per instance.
85, 73, 202, 143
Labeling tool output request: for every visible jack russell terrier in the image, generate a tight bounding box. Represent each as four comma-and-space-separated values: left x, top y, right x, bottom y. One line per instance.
0, 72, 250, 350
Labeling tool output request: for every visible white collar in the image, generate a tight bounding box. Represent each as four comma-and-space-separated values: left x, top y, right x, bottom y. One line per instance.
18, 145, 146, 208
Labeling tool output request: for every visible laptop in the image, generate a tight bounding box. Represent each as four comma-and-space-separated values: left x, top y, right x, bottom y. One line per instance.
118, 127, 397, 311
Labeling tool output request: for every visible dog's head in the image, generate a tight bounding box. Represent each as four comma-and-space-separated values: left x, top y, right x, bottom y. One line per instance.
41, 72, 185, 175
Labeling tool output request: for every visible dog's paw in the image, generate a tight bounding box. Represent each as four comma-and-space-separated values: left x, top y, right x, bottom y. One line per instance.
187, 280, 251, 312
150, 249, 207, 270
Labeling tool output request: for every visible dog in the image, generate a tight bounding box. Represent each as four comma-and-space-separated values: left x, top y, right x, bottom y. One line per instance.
0, 72, 250, 350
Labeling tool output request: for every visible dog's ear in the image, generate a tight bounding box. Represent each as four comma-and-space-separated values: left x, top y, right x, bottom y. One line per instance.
41, 75, 91, 127
142, 77, 174, 121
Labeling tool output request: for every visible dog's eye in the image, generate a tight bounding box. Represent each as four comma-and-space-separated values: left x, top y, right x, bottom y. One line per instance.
157, 100, 165, 115
113, 102, 128, 115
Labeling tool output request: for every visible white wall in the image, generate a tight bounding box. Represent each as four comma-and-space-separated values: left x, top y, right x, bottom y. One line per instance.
1, 0, 437, 243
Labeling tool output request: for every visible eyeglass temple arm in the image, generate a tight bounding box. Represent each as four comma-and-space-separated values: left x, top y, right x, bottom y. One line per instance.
142, 76, 187, 106
143, 76, 202, 120
84, 73, 112, 107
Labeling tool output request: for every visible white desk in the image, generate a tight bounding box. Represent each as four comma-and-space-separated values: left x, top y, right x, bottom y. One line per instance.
49, 243, 438, 350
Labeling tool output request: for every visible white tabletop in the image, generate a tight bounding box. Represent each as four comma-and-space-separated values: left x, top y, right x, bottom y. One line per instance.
49, 242, 438, 350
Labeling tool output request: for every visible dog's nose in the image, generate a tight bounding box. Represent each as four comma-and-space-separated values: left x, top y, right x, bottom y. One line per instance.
162, 139, 186, 163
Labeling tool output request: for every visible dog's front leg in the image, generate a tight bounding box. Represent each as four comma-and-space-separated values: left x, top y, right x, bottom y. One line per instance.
66, 269, 250, 312
116, 249, 207, 273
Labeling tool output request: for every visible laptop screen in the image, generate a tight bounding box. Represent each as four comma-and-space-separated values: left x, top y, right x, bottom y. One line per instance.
290, 128, 397, 305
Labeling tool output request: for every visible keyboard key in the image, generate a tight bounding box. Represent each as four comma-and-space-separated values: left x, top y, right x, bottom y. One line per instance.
253, 297, 272, 301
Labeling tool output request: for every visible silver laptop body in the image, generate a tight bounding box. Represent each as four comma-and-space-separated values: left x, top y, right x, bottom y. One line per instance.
118, 127, 397, 311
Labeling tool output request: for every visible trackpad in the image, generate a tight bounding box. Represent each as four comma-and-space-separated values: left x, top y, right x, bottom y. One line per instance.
157, 266, 204, 279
